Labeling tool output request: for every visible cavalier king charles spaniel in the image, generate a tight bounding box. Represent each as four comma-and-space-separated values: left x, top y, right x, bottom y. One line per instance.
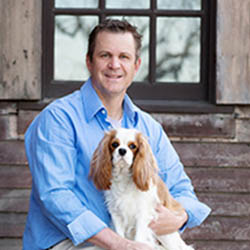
90, 128, 194, 250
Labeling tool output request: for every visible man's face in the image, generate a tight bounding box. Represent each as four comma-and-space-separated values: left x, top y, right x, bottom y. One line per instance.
86, 31, 141, 99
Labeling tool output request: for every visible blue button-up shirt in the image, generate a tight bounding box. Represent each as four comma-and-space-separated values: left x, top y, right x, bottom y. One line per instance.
23, 78, 211, 250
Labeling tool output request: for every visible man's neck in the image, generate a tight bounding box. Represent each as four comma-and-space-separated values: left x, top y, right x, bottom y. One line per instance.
102, 97, 124, 120
91, 81, 125, 120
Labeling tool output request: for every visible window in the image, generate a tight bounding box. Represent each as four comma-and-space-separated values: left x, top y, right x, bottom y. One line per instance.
42, 0, 216, 110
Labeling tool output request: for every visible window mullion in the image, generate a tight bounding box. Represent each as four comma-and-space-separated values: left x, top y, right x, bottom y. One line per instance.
149, 0, 157, 85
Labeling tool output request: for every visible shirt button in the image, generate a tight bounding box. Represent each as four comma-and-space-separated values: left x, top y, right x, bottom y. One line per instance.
101, 109, 106, 115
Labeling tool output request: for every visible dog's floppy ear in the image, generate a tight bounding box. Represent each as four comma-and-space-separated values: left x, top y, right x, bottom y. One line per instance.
89, 131, 115, 190
132, 132, 158, 191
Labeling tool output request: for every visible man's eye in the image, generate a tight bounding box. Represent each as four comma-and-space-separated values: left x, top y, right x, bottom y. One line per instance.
129, 143, 137, 150
101, 53, 109, 58
120, 55, 129, 59
111, 142, 119, 148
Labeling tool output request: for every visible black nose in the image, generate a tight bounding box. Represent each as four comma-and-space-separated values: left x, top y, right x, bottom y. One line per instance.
118, 148, 127, 156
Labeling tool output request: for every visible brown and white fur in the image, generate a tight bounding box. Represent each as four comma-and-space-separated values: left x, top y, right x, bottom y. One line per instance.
89, 128, 194, 250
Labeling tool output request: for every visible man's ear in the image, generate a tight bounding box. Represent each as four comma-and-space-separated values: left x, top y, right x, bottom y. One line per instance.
135, 57, 141, 73
86, 54, 92, 72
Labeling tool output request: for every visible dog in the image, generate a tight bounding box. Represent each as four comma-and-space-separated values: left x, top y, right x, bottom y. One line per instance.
89, 128, 194, 250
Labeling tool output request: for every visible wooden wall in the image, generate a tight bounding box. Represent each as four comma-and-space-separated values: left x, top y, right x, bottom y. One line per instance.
1, 106, 250, 249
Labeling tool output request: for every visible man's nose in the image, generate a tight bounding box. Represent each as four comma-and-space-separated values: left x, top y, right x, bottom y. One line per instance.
108, 57, 120, 69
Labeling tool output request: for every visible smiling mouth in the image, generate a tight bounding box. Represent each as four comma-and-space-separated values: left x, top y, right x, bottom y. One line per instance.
105, 73, 122, 79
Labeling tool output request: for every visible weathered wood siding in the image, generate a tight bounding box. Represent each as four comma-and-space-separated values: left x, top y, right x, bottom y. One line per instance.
0, 0, 42, 100
1, 106, 250, 249
216, 0, 250, 104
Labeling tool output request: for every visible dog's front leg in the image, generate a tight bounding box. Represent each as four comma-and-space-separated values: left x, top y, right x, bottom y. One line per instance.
157, 232, 195, 250
111, 214, 126, 238
134, 213, 156, 247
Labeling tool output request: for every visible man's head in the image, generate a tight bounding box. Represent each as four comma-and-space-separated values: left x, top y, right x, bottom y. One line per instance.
86, 19, 142, 101
87, 19, 142, 63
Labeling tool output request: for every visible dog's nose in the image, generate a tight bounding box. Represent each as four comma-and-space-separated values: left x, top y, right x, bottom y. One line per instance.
118, 148, 127, 156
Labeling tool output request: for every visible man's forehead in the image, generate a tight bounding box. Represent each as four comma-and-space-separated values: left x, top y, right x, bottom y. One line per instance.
95, 31, 136, 50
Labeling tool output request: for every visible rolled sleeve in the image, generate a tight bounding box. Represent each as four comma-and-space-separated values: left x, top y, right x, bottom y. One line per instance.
175, 196, 211, 232
68, 210, 107, 245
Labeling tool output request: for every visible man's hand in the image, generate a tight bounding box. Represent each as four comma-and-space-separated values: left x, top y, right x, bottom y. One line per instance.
149, 204, 188, 235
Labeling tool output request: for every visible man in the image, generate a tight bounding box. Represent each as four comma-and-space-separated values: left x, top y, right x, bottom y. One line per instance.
23, 19, 210, 250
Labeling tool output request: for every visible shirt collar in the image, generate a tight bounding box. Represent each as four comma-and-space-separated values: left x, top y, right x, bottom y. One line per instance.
81, 77, 138, 125
123, 94, 139, 126
81, 78, 105, 123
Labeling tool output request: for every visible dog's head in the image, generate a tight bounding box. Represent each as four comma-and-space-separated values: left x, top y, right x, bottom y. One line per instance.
89, 128, 158, 191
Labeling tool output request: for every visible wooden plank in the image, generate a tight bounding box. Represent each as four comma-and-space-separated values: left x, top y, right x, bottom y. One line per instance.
1, 140, 250, 168
0, 189, 30, 213
0, 213, 26, 237
0, 213, 249, 242
0, 239, 249, 250
1, 189, 249, 217
0, 141, 27, 165
173, 142, 250, 167
0, 115, 18, 140
0, 166, 31, 189
216, 0, 250, 104
191, 240, 250, 250
197, 193, 250, 216
0, 102, 17, 114
183, 216, 250, 241
153, 113, 235, 139
186, 167, 250, 193
0, 0, 41, 100
18, 110, 39, 136
4, 165, 248, 192
0, 239, 22, 250
236, 119, 250, 143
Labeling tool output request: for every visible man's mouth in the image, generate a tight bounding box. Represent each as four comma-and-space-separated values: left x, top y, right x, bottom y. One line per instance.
105, 73, 122, 79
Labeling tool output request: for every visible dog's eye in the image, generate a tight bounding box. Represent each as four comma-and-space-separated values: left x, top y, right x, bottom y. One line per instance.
129, 143, 137, 150
111, 142, 119, 148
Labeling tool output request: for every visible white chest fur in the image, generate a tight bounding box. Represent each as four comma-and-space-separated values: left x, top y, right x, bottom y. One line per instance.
104, 174, 159, 245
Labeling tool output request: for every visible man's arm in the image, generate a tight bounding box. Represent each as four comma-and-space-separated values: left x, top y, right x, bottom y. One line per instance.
25, 108, 108, 245
152, 125, 211, 231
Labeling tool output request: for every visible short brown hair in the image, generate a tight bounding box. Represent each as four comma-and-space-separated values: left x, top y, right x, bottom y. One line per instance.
87, 19, 142, 62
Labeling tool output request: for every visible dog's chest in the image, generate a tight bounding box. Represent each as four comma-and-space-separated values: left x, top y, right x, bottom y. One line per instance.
104, 179, 158, 221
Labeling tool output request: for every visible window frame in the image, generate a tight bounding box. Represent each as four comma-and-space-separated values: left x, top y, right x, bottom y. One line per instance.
42, 0, 217, 111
